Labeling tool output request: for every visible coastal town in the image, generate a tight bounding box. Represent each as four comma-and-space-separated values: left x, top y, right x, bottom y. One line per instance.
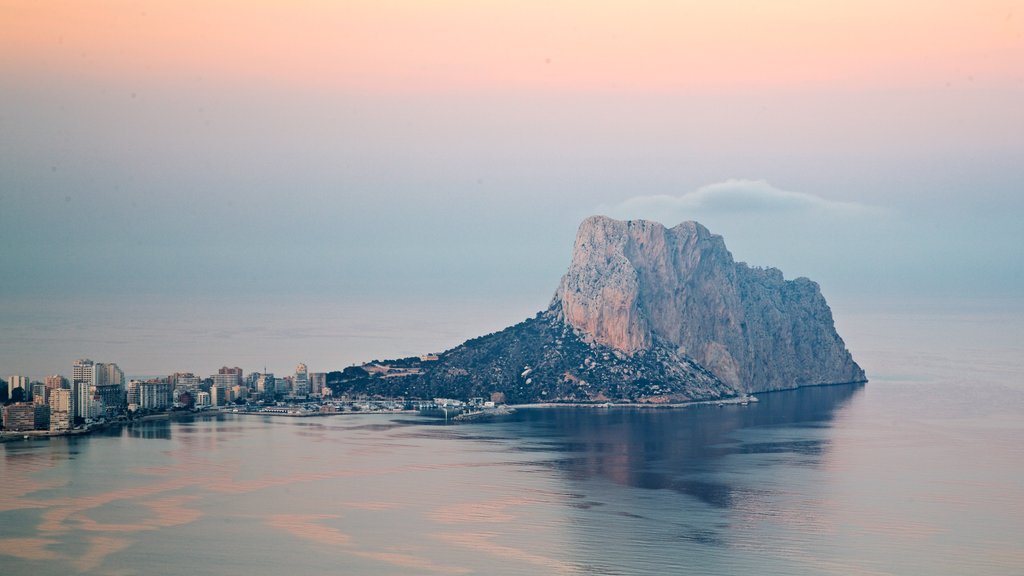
0, 358, 510, 439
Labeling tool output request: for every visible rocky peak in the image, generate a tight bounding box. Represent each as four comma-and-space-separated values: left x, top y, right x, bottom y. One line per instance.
552, 216, 864, 392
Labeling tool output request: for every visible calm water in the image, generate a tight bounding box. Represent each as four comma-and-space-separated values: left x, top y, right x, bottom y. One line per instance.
3, 308, 1023, 575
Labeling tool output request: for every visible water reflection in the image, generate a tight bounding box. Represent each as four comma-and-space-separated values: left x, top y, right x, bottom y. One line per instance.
510, 384, 864, 503
125, 420, 173, 440
500, 384, 865, 574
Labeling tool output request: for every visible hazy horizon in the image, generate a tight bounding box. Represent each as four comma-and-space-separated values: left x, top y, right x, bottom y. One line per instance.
2, 1, 1022, 379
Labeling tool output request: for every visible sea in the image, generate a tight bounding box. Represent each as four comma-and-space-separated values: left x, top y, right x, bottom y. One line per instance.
2, 300, 1023, 575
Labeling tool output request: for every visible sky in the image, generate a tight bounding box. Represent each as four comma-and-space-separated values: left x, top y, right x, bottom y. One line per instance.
1, 1, 1023, 379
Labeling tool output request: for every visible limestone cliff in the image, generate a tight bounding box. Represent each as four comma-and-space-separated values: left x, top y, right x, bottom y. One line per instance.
552, 216, 864, 393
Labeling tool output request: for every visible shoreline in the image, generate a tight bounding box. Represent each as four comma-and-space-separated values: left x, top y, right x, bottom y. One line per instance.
510, 395, 757, 410
510, 380, 868, 410
2, 382, 868, 441
228, 409, 416, 418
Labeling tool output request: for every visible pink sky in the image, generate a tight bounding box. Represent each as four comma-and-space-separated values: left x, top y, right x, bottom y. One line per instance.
4, 1, 1022, 92
2, 1, 1023, 378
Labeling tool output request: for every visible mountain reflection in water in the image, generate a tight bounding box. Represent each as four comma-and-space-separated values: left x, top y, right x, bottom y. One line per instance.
510, 384, 862, 502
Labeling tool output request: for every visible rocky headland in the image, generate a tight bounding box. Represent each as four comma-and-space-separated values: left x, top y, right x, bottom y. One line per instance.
327, 216, 865, 403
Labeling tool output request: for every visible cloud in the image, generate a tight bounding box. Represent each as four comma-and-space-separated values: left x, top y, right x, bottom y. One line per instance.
594, 180, 899, 295
602, 179, 885, 222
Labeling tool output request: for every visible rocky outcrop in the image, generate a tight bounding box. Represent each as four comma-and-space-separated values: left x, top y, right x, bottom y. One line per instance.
552, 216, 864, 392
338, 215, 864, 402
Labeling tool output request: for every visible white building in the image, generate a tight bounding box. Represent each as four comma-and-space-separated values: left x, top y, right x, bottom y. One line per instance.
49, 388, 74, 431
138, 382, 173, 410
74, 380, 93, 420
73, 359, 96, 387
126, 380, 141, 407
209, 384, 225, 407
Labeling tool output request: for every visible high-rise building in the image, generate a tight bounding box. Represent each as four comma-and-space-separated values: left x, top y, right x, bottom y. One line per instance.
309, 372, 326, 396
170, 373, 200, 389
95, 363, 124, 387
138, 381, 173, 410
7, 375, 29, 399
209, 383, 224, 407
45, 374, 68, 390
31, 382, 48, 406
217, 366, 244, 387
126, 380, 141, 408
95, 384, 126, 416
293, 364, 309, 396
70, 359, 119, 418
73, 359, 96, 386
49, 388, 73, 431
74, 381, 92, 420
34, 405, 50, 430
109, 364, 124, 386
81, 394, 103, 421
212, 372, 238, 392
256, 373, 275, 399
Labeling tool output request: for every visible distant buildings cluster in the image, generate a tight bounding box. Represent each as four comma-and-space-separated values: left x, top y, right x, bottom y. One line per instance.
1, 361, 328, 433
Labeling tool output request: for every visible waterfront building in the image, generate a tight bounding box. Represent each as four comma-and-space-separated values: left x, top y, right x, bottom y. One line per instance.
82, 394, 104, 421
196, 391, 211, 407
49, 388, 73, 431
138, 381, 173, 410
34, 405, 50, 430
74, 381, 92, 420
95, 383, 126, 416
72, 359, 96, 419
126, 380, 141, 408
209, 383, 224, 407
3, 403, 37, 431
174, 388, 195, 408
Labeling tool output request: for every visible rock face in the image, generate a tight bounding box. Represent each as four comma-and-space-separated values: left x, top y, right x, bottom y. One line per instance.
552, 216, 864, 392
